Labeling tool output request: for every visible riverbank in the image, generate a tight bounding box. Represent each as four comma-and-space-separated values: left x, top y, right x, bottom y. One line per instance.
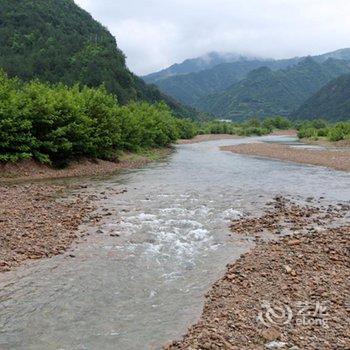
178, 134, 242, 144
0, 183, 93, 272
166, 198, 350, 350
0, 148, 171, 272
301, 138, 350, 148
0, 148, 172, 182
221, 142, 350, 172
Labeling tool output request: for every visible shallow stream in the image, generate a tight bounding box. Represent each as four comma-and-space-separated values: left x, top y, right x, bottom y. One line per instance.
0, 136, 349, 350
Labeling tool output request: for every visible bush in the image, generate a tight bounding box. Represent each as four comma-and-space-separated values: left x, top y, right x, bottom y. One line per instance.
262, 116, 291, 130
297, 119, 350, 142
328, 122, 350, 142
175, 118, 198, 139
0, 70, 188, 165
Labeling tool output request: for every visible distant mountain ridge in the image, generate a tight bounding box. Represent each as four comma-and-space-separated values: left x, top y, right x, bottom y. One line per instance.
194, 57, 350, 120
144, 48, 350, 120
143, 52, 265, 83
294, 73, 350, 121
151, 58, 302, 106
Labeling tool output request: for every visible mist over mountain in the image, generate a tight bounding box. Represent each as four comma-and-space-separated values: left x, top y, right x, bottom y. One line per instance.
145, 48, 350, 120
143, 52, 266, 84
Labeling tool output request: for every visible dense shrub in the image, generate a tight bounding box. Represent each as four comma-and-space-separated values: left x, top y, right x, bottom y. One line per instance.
198, 118, 277, 137
175, 118, 198, 139
0, 71, 196, 165
262, 116, 291, 130
297, 119, 350, 141
328, 122, 350, 141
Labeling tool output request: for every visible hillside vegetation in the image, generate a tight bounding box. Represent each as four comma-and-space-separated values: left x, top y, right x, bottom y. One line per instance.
146, 49, 350, 109
0, 71, 198, 165
194, 58, 350, 120
294, 73, 350, 121
153, 60, 285, 106
297, 120, 350, 142
0, 0, 197, 119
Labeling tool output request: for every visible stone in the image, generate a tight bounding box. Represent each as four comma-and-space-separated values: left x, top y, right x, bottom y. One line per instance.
261, 328, 281, 341
265, 341, 287, 349
284, 265, 292, 274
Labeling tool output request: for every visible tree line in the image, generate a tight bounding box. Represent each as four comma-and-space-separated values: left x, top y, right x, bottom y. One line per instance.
0, 71, 197, 166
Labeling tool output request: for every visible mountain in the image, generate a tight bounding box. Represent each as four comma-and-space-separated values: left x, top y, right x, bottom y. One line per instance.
314, 48, 350, 63
294, 73, 350, 121
0, 0, 197, 119
194, 57, 350, 120
152, 58, 303, 106
145, 48, 350, 111
143, 52, 263, 83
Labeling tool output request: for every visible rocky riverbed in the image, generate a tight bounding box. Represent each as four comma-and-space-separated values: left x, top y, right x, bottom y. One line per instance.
0, 183, 92, 272
0, 148, 171, 182
166, 198, 350, 350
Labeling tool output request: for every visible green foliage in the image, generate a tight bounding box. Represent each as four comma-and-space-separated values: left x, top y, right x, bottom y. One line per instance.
328, 122, 350, 141
175, 118, 198, 139
0, 0, 198, 119
119, 102, 179, 151
147, 49, 350, 109
297, 120, 350, 141
294, 73, 350, 122
0, 71, 196, 165
197, 117, 282, 137
194, 58, 350, 120
262, 116, 292, 130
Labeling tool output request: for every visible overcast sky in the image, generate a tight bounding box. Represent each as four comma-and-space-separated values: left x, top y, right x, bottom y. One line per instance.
75, 0, 350, 75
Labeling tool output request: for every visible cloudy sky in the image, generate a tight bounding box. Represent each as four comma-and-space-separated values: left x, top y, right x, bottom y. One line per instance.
75, 0, 350, 75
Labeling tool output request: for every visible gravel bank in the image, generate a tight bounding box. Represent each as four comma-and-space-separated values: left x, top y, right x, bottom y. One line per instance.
0, 149, 171, 272
0, 183, 94, 272
0, 148, 171, 182
166, 198, 350, 350
221, 143, 350, 172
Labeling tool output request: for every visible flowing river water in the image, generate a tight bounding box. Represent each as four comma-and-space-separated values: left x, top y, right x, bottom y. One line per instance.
0, 136, 349, 350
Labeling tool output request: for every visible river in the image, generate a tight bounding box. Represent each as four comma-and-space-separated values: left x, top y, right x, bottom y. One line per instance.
0, 136, 349, 350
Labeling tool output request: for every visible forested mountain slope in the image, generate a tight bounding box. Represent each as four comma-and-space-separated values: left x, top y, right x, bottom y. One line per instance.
294, 73, 350, 121
142, 52, 260, 83
152, 58, 302, 106
0, 0, 197, 118
194, 58, 350, 120
146, 48, 350, 109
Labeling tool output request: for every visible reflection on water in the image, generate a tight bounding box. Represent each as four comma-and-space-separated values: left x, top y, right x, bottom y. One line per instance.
0, 136, 349, 350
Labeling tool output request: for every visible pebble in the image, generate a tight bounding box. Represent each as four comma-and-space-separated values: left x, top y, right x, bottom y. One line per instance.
265, 341, 287, 349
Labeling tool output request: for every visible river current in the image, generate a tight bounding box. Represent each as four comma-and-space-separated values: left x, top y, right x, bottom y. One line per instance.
0, 136, 349, 350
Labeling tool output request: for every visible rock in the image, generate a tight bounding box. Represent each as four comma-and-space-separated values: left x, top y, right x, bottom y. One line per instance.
110, 233, 120, 237
287, 239, 301, 246
284, 265, 292, 274
261, 328, 281, 341
265, 341, 287, 349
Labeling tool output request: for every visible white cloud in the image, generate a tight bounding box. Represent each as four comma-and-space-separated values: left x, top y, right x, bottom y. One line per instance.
74, 0, 350, 75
